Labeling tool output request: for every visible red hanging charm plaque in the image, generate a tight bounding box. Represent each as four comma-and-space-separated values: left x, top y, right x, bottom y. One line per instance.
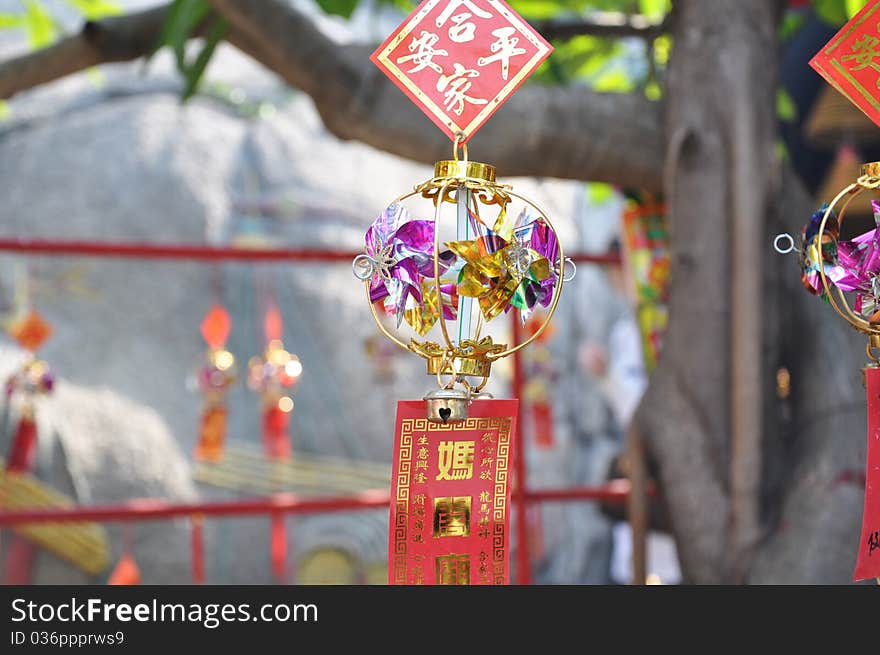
855, 366, 880, 581
389, 399, 518, 585
809, 0, 880, 130
371, 0, 552, 142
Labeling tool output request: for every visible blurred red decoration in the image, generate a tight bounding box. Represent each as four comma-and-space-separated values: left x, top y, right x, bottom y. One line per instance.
371, 0, 552, 142
5, 314, 55, 474
191, 516, 205, 584
108, 553, 141, 585
264, 302, 283, 343
8, 310, 52, 352
193, 305, 237, 463
200, 304, 231, 350
5, 414, 37, 473
810, 1, 880, 130
270, 513, 287, 583
248, 306, 302, 460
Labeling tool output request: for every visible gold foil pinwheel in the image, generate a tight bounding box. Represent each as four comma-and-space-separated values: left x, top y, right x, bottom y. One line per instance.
447, 209, 554, 322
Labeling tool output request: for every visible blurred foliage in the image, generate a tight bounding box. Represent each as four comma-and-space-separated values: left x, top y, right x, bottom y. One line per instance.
368, 0, 670, 96
0, 0, 854, 115
317, 0, 360, 19
149, 0, 227, 100
777, 88, 798, 122
812, 0, 867, 26
0, 0, 121, 48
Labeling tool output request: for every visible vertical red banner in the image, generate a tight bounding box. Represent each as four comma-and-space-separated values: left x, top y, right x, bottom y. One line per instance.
389, 398, 518, 585
855, 367, 880, 581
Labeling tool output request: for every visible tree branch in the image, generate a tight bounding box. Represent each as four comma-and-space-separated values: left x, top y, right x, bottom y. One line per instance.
535, 14, 668, 41
0, 1, 664, 189
207, 0, 664, 187
0, 7, 169, 99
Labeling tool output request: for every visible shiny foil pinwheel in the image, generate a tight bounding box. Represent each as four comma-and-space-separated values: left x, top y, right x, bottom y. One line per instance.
448, 208, 558, 322
798, 198, 880, 324
356, 203, 457, 335
782, 161, 880, 344
353, 146, 571, 419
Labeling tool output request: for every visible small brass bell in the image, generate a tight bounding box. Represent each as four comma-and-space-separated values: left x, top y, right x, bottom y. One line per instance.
423, 387, 469, 423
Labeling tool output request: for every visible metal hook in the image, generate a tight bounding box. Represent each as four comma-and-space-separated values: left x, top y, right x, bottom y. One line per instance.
352, 253, 375, 280
562, 257, 577, 282
773, 233, 797, 255
555, 257, 577, 282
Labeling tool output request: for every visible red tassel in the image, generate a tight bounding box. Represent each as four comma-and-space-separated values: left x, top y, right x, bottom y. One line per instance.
270, 513, 287, 583
6, 414, 37, 473
194, 404, 228, 463
264, 303, 283, 343
191, 516, 205, 584
532, 402, 555, 449
263, 405, 292, 459
2, 535, 37, 584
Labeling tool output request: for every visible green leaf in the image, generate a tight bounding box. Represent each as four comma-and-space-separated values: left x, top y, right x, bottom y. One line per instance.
652, 34, 671, 66
509, 0, 600, 20
776, 88, 798, 122
0, 100, 10, 121
316, 0, 359, 19
638, 0, 670, 20
845, 0, 867, 19
149, 0, 211, 67
21, 0, 58, 48
591, 67, 634, 92
182, 17, 228, 100
0, 13, 24, 29
588, 182, 615, 204
776, 138, 790, 162
374, 0, 414, 9
172, 1, 211, 70
644, 79, 662, 100
779, 11, 806, 42
812, 0, 851, 26
64, 0, 123, 19
86, 66, 105, 88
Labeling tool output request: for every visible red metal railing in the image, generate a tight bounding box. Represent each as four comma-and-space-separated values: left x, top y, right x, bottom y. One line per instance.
0, 238, 621, 265
0, 236, 627, 585
0, 483, 633, 525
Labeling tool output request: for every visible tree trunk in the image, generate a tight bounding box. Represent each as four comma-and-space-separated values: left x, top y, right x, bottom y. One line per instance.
635, 0, 781, 583
636, 0, 871, 584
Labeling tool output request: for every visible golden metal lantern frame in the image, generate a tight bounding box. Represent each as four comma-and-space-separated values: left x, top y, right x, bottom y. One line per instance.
358, 140, 567, 393
815, 161, 880, 363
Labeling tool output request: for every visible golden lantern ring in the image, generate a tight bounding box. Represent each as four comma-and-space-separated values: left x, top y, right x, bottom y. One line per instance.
815, 162, 880, 360
361, 140, 567, 387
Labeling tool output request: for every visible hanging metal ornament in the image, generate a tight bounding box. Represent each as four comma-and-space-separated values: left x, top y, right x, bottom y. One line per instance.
353, 140, 573, 423
360, 0, 571, 426
5, 309, 54, 474
247, 303, 302, 459
362, 0, 566, 587
776, 161, 880, 582
771, 0, 880, 584
192, 304, 237, 463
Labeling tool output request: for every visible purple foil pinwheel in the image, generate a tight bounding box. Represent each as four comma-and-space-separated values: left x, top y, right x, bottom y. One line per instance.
836, 199, 880, 321
513, 213, 560, 312
359, 203, 452, 325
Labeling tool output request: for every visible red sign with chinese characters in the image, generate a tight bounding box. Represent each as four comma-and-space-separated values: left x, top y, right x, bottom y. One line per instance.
810, 0, 880, 129
371, 0, 552, 142
854, 367, 880, 581
389, 399, 518, 584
